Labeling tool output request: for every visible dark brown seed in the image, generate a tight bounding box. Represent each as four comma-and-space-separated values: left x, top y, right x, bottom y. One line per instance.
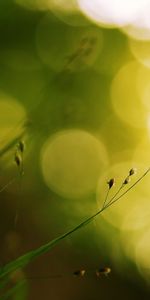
107, 178, 115, 189
129, 168, 136, 176
73, 270, 85, 277
123, 176, 131, 185
14, 153, 21, 166
96, 267, 111, 277
18, 141, 25, 153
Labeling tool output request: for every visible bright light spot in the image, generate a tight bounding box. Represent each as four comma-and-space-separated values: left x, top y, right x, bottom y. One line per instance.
142, 86, 150, 110
121, 225, 150, 281
111, 61, 148, 129
136, 65, 150, 110
122, 25, 150, 41
122, 3, 150, 41
135, 67, 150, 134
134, 4, 150, 31
41, 129, 108, 199
16, 0, 150, 36
36, 15, 103, 71
77, 0, 149, 28
136, 66, 150, 134
121, 196, 150, 231
148, 116, 150, 136
129, 39, 150, 68
0, 92, 26, 146
133, 137, 150, 166
120, 1, 150, 40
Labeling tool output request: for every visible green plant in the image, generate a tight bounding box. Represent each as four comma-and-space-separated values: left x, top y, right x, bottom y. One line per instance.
0, 165, 149, 299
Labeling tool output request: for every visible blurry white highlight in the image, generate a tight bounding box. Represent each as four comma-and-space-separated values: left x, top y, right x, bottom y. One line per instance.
78, 0, 150, 27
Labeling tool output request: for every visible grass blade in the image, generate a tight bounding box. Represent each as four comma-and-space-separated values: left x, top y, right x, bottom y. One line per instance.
0, 168, 149, 281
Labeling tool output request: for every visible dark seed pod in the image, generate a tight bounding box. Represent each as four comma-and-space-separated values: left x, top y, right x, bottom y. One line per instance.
14, 152, 22, 167
107, 178, 115, 189
18, 141, 25, 153
73, 269, 85, 277
129, 168, 136, 176
123, 176, 131, 185
96, 267, 111, 277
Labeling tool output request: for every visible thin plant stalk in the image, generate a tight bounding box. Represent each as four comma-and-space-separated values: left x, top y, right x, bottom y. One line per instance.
0, 177, 16, 193
14, 162, 24, 228
0, 167, 149, 281
102, 188, 110, 208
104, 184, 124, 208
105, 167, 150, 210
0, 173, 22, 195
0, 280, 25, 300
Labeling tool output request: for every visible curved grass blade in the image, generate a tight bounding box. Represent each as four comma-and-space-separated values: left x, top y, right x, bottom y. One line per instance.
0, 280, 26, 300
0, 168, 149, 281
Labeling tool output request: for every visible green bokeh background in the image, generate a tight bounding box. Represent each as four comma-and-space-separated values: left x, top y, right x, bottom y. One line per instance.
0, 1, 150, 299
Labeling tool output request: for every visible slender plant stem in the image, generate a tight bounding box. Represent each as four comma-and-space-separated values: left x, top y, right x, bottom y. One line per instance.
14, 162, 24, 228
0, 168, 150, 281
0, 280, 25, 300
0, 177, 16, 193
102, 188, 110, 208
0, 172, 22, 195
104, 184, 124, 208
105, 167, 150, 210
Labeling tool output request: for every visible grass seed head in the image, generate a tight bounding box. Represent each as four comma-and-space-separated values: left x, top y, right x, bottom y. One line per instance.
18, 140, 25, 153
14, 152, 22, 167
129, 168, 137, 176
73, 269, 85, 277
107, 178, 115, 189
123, 176, 131, 185
96, 267, 111, 277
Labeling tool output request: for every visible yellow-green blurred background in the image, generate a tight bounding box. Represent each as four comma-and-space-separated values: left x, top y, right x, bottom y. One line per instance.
1, 0, 150, 299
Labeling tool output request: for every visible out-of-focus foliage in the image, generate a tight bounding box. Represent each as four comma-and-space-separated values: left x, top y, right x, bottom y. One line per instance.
0, 1, 150, 299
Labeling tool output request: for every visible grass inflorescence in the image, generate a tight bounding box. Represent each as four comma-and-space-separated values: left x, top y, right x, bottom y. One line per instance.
0, 165, 149, 300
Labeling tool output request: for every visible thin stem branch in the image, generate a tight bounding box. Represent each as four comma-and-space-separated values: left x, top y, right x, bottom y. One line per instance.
0, 177, 16, 193
104, 184, 124, 208
0, 167, 150, 281
0, 280, 25, 300
102, 188, 110, 209
105, 167, 150, 210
